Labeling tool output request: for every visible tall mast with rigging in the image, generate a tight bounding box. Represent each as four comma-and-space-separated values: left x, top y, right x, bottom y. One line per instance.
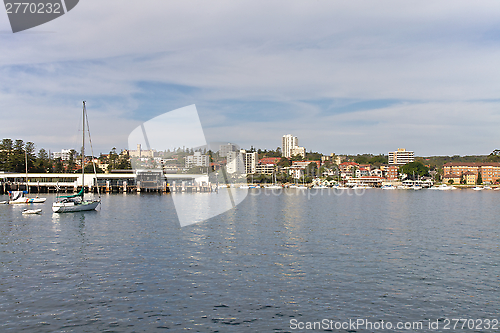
82, 101, 85, 194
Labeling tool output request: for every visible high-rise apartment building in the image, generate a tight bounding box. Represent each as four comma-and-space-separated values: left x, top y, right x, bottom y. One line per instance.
388, 148, 414, 165
226, 149, 258, 175
219, 143, 238, 157
282, 134, 306, 158
226, 151, 245, 174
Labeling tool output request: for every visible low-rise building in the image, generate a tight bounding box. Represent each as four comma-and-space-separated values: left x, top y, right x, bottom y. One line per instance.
442, 174, 461, 185
255, 164, 275, 175
185, 152, 209, 169
385, 165, 399, 180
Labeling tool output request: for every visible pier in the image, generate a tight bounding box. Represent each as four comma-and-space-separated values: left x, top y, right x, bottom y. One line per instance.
0, 171, 212, 195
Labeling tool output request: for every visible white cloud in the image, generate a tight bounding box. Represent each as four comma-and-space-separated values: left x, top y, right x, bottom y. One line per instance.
1, 0, 500, 155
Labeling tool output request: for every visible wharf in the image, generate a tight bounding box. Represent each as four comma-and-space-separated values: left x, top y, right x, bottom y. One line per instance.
0, 172, 213, 195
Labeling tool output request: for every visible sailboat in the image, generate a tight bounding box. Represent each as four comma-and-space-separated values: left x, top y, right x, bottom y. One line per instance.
52, 101, 101, 213
8, 150, 47, 204
265, 171, 282, 189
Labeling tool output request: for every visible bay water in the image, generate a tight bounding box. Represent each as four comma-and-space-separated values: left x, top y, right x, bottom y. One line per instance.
0, 189, 498, 332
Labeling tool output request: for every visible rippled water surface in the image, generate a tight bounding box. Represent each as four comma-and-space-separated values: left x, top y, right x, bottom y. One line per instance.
0, 190, 499, 332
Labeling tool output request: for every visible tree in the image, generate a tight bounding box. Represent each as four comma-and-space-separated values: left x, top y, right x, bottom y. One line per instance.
84, 163, 104, 173
354, 155, 369, 164
306, 152, 322, 161
277, 157, 290, 168
477, 172, 482, 185
448, 179, 454, 185
368, 155, 388, 166
12, 140, 25, 173
54, 158, 64, 173
0, 138, 13, 171
34, 148, 50, 173
67, 149, 77, 173
25, 142, 36, 172
399, 161, 429, 179
306, 162, 318, 177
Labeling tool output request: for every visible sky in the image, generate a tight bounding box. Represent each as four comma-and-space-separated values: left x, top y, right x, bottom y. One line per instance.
1, 1, 500, 156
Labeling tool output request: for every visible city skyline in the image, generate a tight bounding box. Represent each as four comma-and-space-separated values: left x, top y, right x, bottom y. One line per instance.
2, 2, 500, 156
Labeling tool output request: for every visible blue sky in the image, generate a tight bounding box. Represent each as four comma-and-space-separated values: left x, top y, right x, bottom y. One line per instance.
1, 1, 500, 156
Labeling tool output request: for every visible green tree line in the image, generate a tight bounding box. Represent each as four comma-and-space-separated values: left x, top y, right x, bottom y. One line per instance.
0, 138, 52, 173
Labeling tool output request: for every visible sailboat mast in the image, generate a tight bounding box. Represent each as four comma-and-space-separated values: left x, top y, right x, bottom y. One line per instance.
82, 101, 85, 193
25, 149, 28, 193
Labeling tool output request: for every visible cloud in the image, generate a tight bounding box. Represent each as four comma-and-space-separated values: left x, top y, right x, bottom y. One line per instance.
1, 0, 500, 155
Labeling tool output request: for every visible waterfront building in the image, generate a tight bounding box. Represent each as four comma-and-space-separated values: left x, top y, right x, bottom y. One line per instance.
185, 151, 209, 169
287, 165, 305, 179
388, 148, 414, 165
219, 143, 238, 157
349, 176, 385, 186
356, 168, 370, 178
52, 149, 73, 161
442, 174, 461, 185
385, 165, 399, 180
255, 164, 274, 175
442, 162, 500, 184
464, 171, 477, 185
282, 134, 306, 158
370, 168, 384, 177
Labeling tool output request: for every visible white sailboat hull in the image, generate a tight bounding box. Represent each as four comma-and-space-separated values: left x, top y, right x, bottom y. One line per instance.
52, 200, 100, 213
9, 197, 47, 204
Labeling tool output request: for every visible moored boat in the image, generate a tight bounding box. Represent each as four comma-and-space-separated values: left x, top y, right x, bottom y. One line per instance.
52, 101, 101, 213
22, 208, 42, 214
8, 191, 46, 204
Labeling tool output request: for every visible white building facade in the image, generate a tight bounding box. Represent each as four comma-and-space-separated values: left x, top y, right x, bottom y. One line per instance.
282, 134, 306, 158
219, 143, 238, 157
52, 149, 72, 161
388, 148, 414, 165
226, 149, 258, 175
185, 151, 209, 168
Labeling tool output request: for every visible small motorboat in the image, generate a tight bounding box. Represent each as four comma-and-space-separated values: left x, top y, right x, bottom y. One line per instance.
22, 208, 42, 215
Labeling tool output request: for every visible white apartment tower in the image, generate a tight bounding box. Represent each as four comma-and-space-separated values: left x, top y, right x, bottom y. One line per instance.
243, 150, 258, 175
226, 151, 245, 174
282, 134, 305, 159
388, 148, 414, 165
226, 149, 258, 175
185, 151, 209, 168
219, 143, 238, 157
